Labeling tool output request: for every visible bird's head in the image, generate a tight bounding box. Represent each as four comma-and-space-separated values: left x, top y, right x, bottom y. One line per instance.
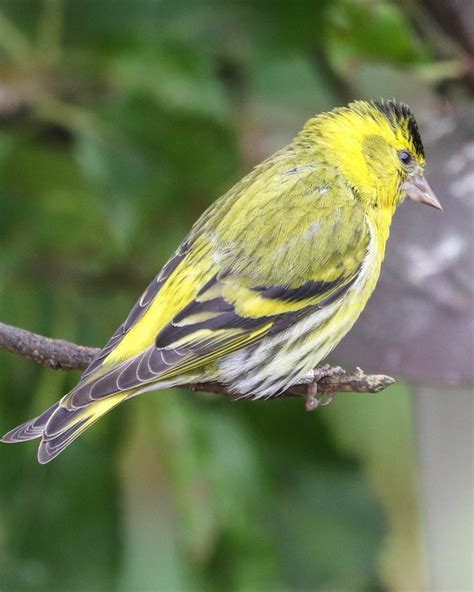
300, 99, 442, 212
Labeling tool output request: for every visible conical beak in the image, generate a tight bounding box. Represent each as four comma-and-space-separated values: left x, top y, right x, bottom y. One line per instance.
402, 174, 443, 211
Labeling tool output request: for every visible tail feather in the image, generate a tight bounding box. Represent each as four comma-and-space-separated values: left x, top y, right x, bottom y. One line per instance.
1, 402, 59, 443
2, 392, 129, 463
37, 392, 129, 464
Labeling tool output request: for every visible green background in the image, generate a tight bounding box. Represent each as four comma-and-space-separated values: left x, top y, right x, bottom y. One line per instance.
0, 1, 471, 590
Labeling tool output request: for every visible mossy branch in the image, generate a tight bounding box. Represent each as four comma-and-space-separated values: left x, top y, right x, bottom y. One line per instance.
0, 321, 395, 400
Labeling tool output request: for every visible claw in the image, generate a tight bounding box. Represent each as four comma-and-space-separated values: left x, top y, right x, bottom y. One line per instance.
304, 364, 344, 410
305, 382, 320, 412
320, 392, 336, 406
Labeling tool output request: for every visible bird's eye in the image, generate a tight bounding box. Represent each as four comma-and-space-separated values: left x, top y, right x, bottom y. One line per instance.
399, 150, 412, 166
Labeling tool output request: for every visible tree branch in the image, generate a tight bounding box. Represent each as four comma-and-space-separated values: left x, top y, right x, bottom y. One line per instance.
0, 321, 395, 401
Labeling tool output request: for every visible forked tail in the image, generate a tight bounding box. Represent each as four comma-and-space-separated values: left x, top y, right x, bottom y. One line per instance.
2, 392, 129, 464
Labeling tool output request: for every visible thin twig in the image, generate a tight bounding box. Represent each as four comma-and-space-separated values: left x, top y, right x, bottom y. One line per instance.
0, 321, 395, 400
0, 322, 95, 371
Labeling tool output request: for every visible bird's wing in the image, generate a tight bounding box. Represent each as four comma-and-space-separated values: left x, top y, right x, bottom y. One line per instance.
81, 238, 193, 380
3, 165, 372, 462
63, 174, 370, 410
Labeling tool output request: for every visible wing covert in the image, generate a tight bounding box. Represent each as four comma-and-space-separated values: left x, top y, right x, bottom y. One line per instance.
69, 165, 371, 408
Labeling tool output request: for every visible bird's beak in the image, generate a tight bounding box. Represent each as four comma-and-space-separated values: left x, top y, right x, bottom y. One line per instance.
402, 173, 443, 211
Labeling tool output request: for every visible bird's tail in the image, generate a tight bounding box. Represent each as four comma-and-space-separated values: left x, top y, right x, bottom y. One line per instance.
2, 401, 59, 443
2, 392, 129, 464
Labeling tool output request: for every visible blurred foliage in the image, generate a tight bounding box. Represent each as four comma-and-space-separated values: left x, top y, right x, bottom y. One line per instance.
0, 1, 466, 590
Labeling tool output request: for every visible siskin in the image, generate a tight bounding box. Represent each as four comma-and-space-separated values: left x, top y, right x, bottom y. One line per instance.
2, 99, 441, 463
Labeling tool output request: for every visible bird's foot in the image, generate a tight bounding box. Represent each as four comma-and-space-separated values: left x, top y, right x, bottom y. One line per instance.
313, 364, 346, 381
305, 381, 319, 412
304, 365, 345, 412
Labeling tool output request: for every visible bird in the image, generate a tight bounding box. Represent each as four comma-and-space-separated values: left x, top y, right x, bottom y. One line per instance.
2, 99, 442, 463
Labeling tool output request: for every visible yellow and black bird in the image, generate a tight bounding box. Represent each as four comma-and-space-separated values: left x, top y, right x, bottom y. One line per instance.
2, 99, 441, 463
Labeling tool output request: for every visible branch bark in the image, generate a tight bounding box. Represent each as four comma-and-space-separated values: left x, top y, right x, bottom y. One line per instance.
0, 321, 395, 401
